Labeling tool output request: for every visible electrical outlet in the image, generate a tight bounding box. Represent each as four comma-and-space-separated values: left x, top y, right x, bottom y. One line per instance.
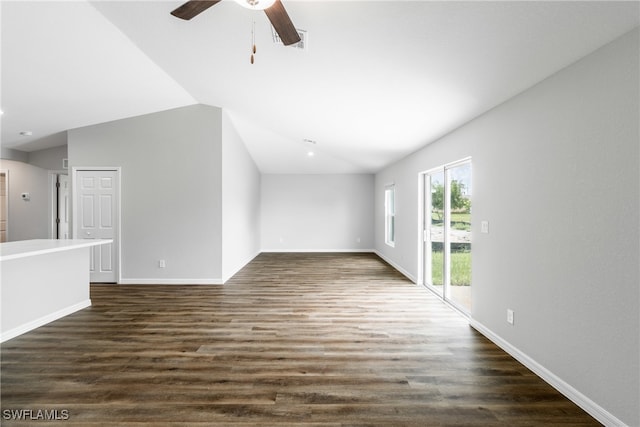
507, 309, 514, 325
158, 260, 166, 268
481, 220, 489, 234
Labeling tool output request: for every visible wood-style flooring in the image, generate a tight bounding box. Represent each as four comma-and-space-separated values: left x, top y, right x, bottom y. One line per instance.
1, 253, 599, 426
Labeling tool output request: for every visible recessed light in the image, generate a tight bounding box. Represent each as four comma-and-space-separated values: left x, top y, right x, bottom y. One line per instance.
19, 131, 33, 136
307, 151, 315, 157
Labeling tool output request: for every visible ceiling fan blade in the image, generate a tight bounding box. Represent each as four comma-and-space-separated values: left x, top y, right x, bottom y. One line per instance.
264, 0, 301, 46
171, 0, 222, 20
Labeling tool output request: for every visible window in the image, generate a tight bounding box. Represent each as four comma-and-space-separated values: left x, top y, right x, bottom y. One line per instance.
385, 185, 395, 246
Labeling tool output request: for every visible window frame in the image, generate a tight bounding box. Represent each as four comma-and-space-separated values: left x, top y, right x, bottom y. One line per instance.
384, 184, 396, 247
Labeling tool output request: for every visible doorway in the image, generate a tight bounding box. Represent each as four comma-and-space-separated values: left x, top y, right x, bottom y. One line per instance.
50, 173, 70, 239
57, 174, 70, 239
72, 168, 120, 283
1, 171, 7, 242
421, 159, 472, 314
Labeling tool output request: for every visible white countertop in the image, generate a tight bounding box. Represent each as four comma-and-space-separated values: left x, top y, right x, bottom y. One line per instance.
0, 239, 113, 261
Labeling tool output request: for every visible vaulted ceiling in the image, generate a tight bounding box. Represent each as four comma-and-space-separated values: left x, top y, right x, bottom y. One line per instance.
2, 1, 638, 173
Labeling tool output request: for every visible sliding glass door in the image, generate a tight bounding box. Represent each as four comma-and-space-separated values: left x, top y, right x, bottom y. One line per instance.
422, 160, 472, 314
426, 170, 445, 298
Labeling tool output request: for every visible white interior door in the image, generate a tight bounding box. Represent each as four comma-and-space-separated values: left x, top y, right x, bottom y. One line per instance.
75, 169, 119, 283
57, 174, 70, 239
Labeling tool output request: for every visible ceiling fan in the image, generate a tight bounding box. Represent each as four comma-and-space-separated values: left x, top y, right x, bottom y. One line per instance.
171, 0, 301, 46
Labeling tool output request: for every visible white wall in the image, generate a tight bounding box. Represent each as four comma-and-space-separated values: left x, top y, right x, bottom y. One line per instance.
68, 104, 223, 283
1, 148, 28, 163
221, 111, 261, 281
375, 28, 639, 426
28, 144, 68, 171
261, 174, 374, 251
0, 159, 48, 241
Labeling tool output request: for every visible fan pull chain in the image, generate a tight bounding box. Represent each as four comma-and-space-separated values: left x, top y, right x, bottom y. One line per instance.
250, 21, 256, 64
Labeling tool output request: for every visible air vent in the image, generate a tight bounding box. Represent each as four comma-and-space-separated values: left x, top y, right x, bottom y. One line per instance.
272, 28, 307, 51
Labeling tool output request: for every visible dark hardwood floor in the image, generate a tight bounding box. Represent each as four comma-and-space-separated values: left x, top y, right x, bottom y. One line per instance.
1, 253, 599, 426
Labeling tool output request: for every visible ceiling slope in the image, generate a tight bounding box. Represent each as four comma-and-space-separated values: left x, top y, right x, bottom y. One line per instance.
0, 1, 197, 152
2, 1, 638, 173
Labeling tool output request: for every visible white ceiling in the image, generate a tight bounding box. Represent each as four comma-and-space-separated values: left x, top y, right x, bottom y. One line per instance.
2, 1, 638, 173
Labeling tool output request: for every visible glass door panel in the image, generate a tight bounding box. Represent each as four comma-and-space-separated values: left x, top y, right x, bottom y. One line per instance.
427, 171, 445, 297
446, 162, 472, 312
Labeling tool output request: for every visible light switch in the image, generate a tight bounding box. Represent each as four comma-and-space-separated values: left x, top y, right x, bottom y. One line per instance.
481, 220, 489, 234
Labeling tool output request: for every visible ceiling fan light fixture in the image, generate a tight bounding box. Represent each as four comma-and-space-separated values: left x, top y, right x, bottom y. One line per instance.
234, 0, 276, 11
171, 0, 301, 46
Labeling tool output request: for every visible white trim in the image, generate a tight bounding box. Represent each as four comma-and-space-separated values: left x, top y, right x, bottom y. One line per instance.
374, 250, 416, 283
417, 172, 426, 286
0, 299, 91, 343
384, 184, 396, 247
420, 156, 473, 177
119, 278, 224, 285
1, 169, 9, 242
262, 248, 375, 253
48, 172, 57, 238
470, 319, 627, 427
72, 167, 122, 283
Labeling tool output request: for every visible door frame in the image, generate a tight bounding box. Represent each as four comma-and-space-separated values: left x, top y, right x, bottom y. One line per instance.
48, 170, 68, 239
0, 170, 8, 242
418, 157, 472, 314
71, 166, 122, 284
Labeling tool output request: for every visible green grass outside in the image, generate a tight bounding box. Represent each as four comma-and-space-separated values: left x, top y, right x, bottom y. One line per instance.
431, 251, 471, 286
431, 211, 471, 231
450, 212, 470, 223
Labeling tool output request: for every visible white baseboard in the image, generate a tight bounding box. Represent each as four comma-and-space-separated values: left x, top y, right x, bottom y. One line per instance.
1, 299, 91, 343
373, 250, 417, 283
118, 278, 223, 285
121, 251, 376, 284
262, 248, 375, 253
470, 319, 627, 427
